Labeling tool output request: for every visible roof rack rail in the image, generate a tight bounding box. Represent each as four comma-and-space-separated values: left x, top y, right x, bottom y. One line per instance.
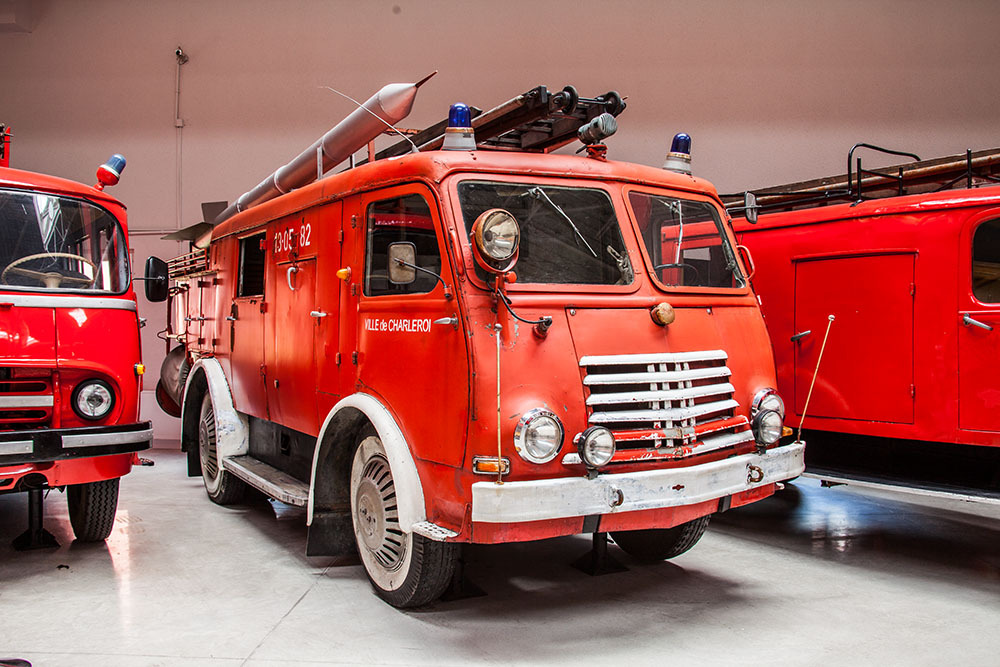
723, 145, 1000, 215
363, 84, 626, 165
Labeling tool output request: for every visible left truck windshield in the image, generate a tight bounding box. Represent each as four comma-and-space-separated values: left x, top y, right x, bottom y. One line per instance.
0, 188, 128, 292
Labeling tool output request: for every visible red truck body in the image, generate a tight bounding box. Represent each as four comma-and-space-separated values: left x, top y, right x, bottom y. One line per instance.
153, 84, 804, 606
0, 160, 152, 547
731, 147, 1000, 498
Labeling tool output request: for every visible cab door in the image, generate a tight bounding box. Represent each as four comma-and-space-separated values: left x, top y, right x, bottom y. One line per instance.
353, 184, 469, 467
958, 215, 1000, 432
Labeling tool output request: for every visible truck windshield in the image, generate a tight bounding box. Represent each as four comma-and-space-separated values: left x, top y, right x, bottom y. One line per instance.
0, 189, 128, 293
629, 192, 744, 289
458, 181, 633, 285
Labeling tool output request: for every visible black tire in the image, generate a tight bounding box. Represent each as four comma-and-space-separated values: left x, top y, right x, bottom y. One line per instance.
67, 478, 120, 542
611, 515, 712, 562
198, 392, 246, 505
350, 433, 457, 608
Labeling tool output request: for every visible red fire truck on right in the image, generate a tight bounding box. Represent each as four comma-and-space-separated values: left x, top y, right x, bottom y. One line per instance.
729, 145, 1000, 501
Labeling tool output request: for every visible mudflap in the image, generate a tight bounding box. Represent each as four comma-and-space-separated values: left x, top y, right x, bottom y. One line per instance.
306, 509, 356, 558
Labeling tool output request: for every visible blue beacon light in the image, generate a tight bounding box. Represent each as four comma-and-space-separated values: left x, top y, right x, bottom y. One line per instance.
662, 133, 692, 175
442, 103, 476, 151
95, 153, 127, 190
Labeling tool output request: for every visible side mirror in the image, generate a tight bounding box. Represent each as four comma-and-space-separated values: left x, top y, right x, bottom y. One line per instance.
744, 192, 759, 224
387, 242, 417, 284
144, 256, 169, 302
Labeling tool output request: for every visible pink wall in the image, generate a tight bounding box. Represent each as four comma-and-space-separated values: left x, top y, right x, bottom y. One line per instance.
2, 0, 999, 440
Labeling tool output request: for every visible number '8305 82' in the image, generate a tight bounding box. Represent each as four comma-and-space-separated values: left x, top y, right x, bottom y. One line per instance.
273, 223, 312, 254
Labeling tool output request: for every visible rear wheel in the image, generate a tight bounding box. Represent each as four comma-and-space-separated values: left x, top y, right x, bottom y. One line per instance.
611, 515, 711, 562
67, 478, 120, 542
350, 433, 457, 608
198, 392, 246, 505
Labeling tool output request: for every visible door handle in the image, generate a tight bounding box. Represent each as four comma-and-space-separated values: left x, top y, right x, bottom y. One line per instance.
791, 330, 811, 342
287, 266, 299, 291
310, 310, 328, 318
434, 316, 458, 327
963, 314, 994, 331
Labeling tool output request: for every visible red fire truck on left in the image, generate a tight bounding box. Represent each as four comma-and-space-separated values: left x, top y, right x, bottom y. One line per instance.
0, 139, 153, 549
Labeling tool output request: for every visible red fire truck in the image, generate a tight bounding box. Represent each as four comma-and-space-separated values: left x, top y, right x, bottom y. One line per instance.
729, 145, 1000, 501
0, 142, 153, 549
148, 81, 804, 607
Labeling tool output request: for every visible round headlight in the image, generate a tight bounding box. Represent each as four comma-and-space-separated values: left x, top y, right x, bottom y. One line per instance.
514, 408, 563, 464
752, 409, 783, 446
576, 426, 616, 468
472, 208, 520, 269
72, 380, 115, 420
752, 388, 785, 419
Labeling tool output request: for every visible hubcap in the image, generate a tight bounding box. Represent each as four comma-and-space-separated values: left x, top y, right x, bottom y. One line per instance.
199, 402, 218, 480
354, 454, 406, 571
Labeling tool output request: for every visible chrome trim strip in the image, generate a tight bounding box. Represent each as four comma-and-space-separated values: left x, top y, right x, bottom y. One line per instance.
0, 396, 54, 409
0, 440, 33, 456
472, 441, 806, 523
0, 294, 137, 311
590, 399, 739, 424
61, 427, 153, 449
587, 383, 735, 406
584, 367, 731, 386
580, 350, 727, 366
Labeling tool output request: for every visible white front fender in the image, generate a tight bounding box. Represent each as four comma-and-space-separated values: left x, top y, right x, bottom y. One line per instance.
309, 393, 426, 532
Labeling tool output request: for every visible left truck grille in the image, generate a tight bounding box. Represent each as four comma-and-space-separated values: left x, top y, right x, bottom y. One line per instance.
579, 350, 753, 464
0, 367, 53, 430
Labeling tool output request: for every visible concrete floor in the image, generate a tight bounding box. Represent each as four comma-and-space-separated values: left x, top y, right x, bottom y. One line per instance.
1, 447, 998, 667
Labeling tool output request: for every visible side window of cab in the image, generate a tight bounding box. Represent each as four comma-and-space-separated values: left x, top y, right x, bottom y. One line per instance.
363, 192, 442, 297
972, 219, 1000, 303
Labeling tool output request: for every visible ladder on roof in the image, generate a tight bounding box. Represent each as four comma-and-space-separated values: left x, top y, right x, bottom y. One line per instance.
361, 84, 627, 165
722, 144, 1000, 215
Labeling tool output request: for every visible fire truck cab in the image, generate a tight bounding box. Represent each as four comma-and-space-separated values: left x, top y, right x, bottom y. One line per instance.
151, 83, 804, 607
0, 149, 152, 549
730, 146, 1000, 500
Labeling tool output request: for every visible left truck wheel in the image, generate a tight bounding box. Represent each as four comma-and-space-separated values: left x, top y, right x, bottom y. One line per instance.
350, 434, 458, 608
198, 392, 246, 505
67, 478, 120, 542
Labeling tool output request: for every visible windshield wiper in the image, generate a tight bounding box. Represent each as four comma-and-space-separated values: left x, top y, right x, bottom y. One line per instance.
527, 187, 597, 258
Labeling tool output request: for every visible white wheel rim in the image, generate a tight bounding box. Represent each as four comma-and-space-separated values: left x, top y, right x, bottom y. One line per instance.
351, 436, 412, 591
198, 397, 222, 492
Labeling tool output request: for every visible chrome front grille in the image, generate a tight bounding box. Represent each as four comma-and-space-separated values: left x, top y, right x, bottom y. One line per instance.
0, 368, 53, 430
579, 350, 753, 463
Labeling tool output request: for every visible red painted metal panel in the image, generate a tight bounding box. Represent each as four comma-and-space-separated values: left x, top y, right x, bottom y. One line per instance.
793, 253, 915, 423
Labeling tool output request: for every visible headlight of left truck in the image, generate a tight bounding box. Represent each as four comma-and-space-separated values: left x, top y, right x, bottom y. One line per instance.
514, 408, 564, 464
72, 379, 115, 420
751, 388, 784, 445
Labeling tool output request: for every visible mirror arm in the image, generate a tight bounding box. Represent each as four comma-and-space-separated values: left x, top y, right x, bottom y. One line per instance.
393, 258, 451, 299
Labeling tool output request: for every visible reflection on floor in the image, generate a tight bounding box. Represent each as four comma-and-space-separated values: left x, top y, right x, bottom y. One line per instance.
1, 447, 998, 666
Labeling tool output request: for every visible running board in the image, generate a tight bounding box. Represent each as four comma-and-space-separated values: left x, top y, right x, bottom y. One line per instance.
223, 455, 309, 506
803, 469, 1000, 506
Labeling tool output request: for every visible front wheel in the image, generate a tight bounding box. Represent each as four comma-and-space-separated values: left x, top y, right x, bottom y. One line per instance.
350, 434, 457, 608
67, 478, 120, 542
611, 515, 711, 562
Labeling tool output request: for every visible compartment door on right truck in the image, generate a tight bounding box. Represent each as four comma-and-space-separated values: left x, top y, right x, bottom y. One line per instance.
792, 252, 915, 424
959, 216, 1000, 432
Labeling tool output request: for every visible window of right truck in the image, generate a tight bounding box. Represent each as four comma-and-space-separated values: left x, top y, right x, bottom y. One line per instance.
626, 190, 745, 290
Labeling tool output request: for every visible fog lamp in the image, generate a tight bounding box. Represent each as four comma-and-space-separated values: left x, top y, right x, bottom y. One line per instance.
575, 426, 616, 468
751, 388, 785, 419
752, 409, 783, 446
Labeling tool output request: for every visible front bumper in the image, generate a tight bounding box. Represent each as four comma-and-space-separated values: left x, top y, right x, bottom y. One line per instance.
0, 421, 152, 466
471, 440, 805, 523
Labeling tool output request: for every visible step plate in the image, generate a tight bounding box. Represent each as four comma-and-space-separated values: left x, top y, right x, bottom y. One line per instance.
223, 455, 310, 506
